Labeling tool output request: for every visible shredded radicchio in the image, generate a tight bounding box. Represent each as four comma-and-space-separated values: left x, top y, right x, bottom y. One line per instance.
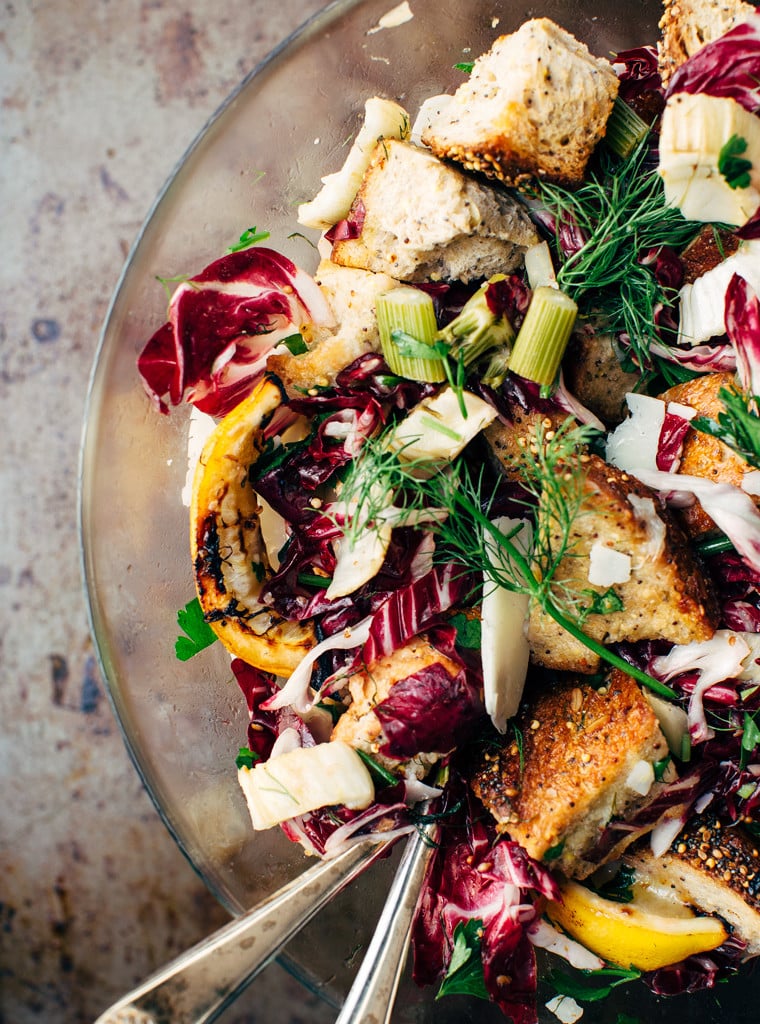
137, 247, 333, 417
726, 274, 760, 396
614, 45, 662, 100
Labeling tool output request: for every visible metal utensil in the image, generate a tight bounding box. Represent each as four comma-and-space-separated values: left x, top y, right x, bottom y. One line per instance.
335, 820, 439, 1024
94, 837, 388, 1024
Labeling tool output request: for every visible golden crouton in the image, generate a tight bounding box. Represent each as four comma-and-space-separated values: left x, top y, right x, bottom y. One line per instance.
562, 331, 642, 427
421, 19, 619, 187
527, 455, 717, 673
331, 139, 538, 283
658, 0, 757, 85
470, 671, 670, 878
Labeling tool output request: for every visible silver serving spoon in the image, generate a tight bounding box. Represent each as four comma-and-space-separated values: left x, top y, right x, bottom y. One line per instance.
94, 822, 437, 1024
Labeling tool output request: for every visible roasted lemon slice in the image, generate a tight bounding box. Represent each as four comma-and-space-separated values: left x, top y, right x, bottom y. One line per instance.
546, 878, 727, 971
190, 376, 316, 676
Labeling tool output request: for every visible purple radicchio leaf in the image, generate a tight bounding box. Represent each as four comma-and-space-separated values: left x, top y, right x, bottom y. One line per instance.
374, 660, 484, 758
725, 273, 760, 396
665, 14, 760, 114
614, 45, 663, 101
137, 247, 333, 416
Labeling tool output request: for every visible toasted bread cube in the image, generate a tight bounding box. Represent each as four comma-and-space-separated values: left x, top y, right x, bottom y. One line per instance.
331, 139, 537, 283
626, 813, 760, 955
421, 18, 619, 187
470, 671, 670, 878
527, 455, 717, 673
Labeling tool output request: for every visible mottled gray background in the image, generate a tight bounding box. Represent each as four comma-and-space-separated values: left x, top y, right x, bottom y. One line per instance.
0, 2, 332, 1021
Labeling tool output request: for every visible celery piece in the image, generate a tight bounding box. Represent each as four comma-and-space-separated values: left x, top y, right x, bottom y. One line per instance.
605, 96, 650, 160
376, 287, 446, 382
508, 286, 577, 385
436, 274, 515, 366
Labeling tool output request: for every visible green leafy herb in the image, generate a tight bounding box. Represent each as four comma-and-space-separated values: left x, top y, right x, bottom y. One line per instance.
449, 612, 482, 650
437, 920, 489, 1001
454, 60, 475, 73
355, 748, 400, 787
532, 142, 701, 378
653, 755, 672, 782
692, 385, 760, 470
175, 598, 217, 661
591, 863, 635, 903
235, 747, 260, 770
279, 333, 308, 355
548, 966, 641, 1004
544, 840, 566, 861
719, 135, 753, 190
741, 710, 760, 769
297, 571, 332, 589
577, 587, 624, 626
228, 225, 270, 252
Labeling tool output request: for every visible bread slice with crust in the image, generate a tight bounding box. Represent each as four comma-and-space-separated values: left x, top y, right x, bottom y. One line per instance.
470, 671, 671, 878
626, 812, 760, 954
331, 139, 538, 283
421, 18, 619, 187
527, 455, 717, 673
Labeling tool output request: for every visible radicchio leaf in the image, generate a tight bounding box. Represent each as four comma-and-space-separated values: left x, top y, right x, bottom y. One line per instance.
137, 247, 333, 416
375, 660, 483, 758
614, 45, 662, 101
726, 273, 760, 396
665, 14, 760, 114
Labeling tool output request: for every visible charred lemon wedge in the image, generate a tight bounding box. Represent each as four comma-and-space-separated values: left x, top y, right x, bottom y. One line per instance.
190, 375, 316, 676
546, 879, 727, 971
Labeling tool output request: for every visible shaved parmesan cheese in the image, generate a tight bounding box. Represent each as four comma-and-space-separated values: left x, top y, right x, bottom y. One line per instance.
625, 758, 656, 796
258, 496, 289, 571
588, 542, 631, 586
743, 471, 760, 497
645, 692, 689, 756
411, 95, 453, 145
546, 994, 584, 1024
481, 517, 532, 732
238, 740, 374, 831
605, 393, 665, 473
390, 387, 497, 463
628, 493, 667, 563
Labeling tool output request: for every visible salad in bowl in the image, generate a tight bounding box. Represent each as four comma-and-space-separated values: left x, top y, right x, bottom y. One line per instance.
130, 1, 760, 1021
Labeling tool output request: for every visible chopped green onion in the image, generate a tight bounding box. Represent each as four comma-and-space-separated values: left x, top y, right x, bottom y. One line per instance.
376, 288, 446, 382
436, 274, 515, 366
694, 534, 735, 557
508, 286, 577, 385
297, 571, 331, 588
604, 97, 650, 160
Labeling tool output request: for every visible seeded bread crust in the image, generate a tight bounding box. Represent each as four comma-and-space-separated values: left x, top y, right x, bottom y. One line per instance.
626, 813, 760, 954
470, 671, 669, 878
331, 139, 538, 283
421, 18, 619, 187
527, 455, 718, 673
658, 0, 757, 86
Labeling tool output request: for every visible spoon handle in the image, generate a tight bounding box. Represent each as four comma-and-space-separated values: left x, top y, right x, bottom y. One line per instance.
94, 838, 387, 1024
335, 822, 439, 1024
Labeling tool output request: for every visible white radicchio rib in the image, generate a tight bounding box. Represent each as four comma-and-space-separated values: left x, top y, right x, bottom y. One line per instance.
262, 615, 373, 713
632, 468, 760, 572
653, 630, 751, 742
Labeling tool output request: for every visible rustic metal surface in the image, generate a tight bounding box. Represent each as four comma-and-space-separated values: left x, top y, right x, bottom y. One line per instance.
0, 2, 331, 1021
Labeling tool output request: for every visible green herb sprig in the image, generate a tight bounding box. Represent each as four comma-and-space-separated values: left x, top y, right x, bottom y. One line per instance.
532, 143, 702, 379
437, 920, 489, 1001
548, 965, 642, 1003
175, 597, 217, 661
719, 135, 753, 190
692, 385, 760, 470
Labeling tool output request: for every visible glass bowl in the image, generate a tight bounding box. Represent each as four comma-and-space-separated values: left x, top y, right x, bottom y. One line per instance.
80, 1, 759, 1019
